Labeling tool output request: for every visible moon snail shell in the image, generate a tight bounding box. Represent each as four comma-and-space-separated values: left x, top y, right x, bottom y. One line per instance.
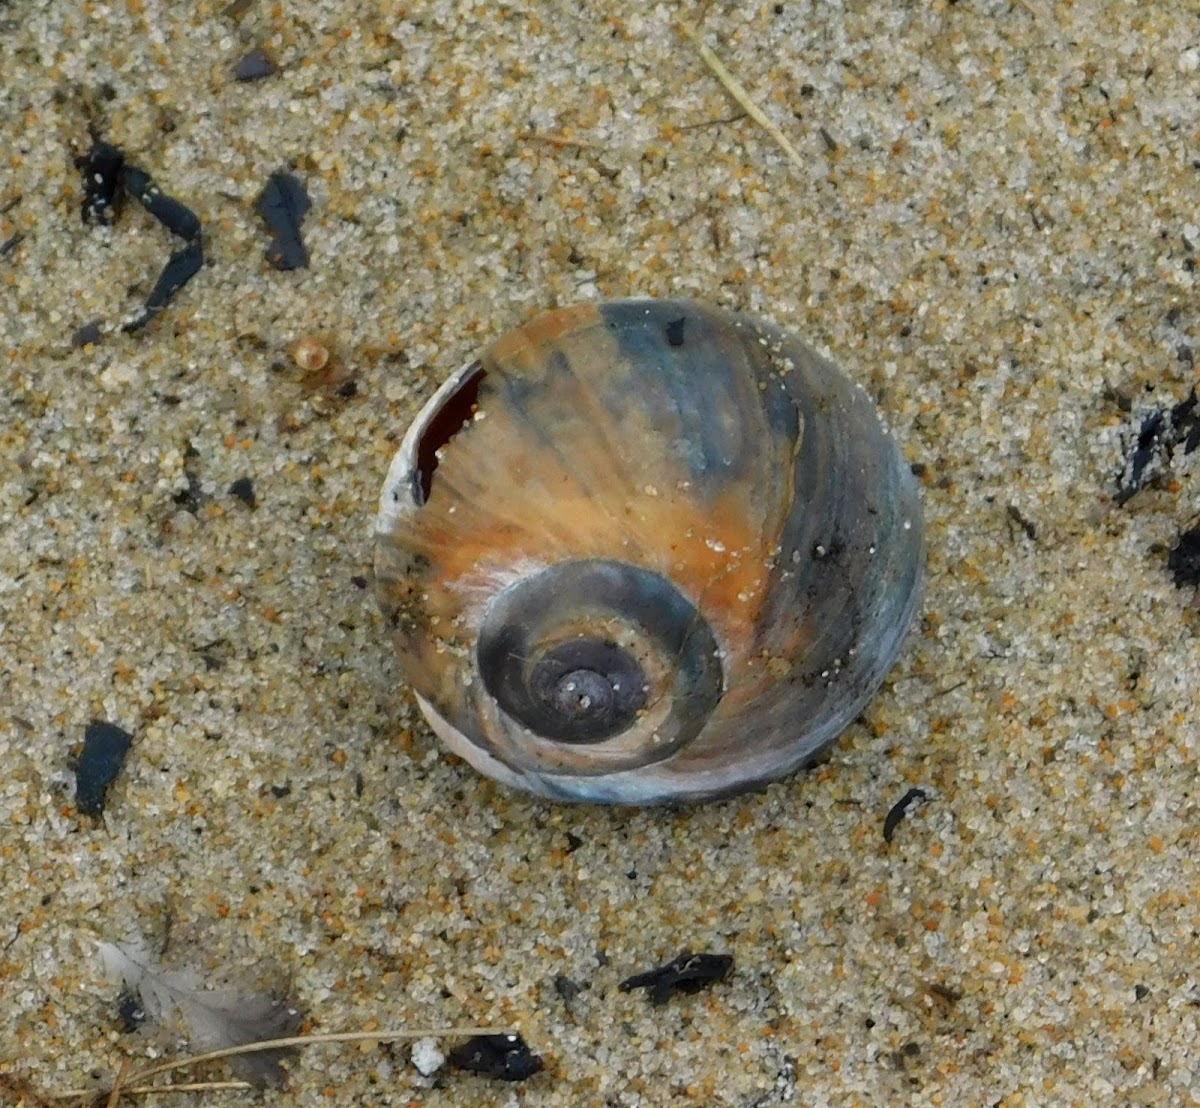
375, 299, 923, 805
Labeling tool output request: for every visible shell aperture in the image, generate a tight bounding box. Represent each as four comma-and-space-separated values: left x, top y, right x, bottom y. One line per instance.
375, 299, 923, 805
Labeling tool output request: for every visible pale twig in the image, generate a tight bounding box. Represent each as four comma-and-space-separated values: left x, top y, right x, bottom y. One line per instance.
519, 131, 602, 151
109, 1081, 253, 1098
49, 1026, 503, 1101
677, 21, 807, 175
105, 1060, 130, 1108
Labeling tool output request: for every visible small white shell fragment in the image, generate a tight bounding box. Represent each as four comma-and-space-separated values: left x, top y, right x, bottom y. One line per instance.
410, 1036, 445, 1077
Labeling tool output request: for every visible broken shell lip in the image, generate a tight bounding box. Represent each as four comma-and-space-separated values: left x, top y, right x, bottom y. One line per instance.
376, 357, 481, 536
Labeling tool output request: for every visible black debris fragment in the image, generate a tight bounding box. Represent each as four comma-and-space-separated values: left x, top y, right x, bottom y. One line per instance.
1006, 504, 1036, 542
0, 232, 24, 257
123, 165, 201, 241
232, 45, 277, 81
172, 465, 205, 512
552, 973, 584, 1004
123, 237, 204, 332
256, 171, 311, 270
1116, 389, 1200, 504
71, 319, 104, 347
447, 1033, 544, 1082
121, 165, 204, 332
75, 138, 205, 333
228, 476, 257, 508
75, 720, 134, 816
116, 990, 147, 1033
619, 950, 733, 1005
883, 787, 929, 843
78, 140, 125, 225
1167, 523, 1200, 589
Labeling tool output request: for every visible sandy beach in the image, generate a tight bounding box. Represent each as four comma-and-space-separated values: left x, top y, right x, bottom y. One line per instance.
2, 1, 1198, 1103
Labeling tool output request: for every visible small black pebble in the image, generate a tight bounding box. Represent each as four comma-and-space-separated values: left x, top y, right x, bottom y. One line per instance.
232, 45, 277, 81
228, 476, 257, 508
619, 950, 733, 1005
71, 319, 104, 347
1167, 524, 1200, 589
553, 973, 583, 1003
271, 782, 291, 798
350, 574, 368, 589
116, 990, 146, 1033
75, 720, 134, 816
448, 1033, 543, 1081
1135, 984, 1150, 1001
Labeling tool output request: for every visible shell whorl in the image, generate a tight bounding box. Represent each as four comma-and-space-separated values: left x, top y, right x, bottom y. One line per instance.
375, 299, 923, 805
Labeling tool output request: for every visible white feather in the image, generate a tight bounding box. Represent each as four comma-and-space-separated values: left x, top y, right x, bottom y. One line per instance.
97, 938, 303, 1087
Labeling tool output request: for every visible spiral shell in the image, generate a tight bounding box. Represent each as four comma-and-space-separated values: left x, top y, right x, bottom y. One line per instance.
375, 299, 922, 805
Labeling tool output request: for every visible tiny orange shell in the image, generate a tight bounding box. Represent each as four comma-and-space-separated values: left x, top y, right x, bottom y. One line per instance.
291, 335, 330, 374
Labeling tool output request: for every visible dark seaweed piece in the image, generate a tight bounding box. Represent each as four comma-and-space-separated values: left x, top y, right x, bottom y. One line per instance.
78, 140, 125, 224
883, 787, 929, 843
228, 476, 257, 508
75, 720, 134, 816
618, 950, 733, 1005
256, 171, 311, 270
1167, 523, 1200, 589
123, 166, 201, 241
232, 45, 277, 80
447, 1033, 544, 1081
122, 239, 204, 333
1116, 389, 1200, 504
76, 140, 205, 332
120, 164, 204, 332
